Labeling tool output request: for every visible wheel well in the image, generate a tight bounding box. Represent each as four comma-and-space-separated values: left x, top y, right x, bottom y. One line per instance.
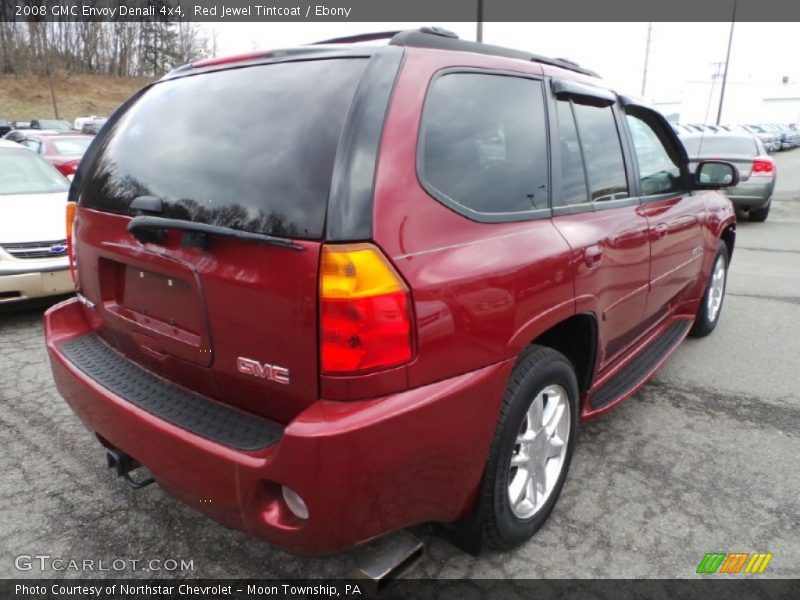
721, 224, 736, 260
531, 314, 597, 392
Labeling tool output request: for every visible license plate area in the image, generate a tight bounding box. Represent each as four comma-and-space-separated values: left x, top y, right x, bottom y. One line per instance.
98, 257, 212, 367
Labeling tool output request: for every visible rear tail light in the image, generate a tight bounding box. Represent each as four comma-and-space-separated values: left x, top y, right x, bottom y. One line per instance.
57, 160, 79, 177
66, 202, 78, 283
319, 244, 413, 374
751, 158, 775, 176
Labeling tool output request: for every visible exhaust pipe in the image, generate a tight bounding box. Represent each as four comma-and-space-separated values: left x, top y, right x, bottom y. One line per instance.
354, 531, 425, 590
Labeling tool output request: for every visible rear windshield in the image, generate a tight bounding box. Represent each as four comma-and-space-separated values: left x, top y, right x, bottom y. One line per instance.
0, 148, 69, 195
77, 58, 367, 239
53, 137, 92, 156
681, 136, 758, 157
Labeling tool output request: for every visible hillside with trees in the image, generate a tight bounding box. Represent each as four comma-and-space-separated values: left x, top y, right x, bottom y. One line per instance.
0, 16, 212, 121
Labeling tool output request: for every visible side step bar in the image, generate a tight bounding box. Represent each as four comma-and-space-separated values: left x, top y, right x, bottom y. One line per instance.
589, 319, 692, 409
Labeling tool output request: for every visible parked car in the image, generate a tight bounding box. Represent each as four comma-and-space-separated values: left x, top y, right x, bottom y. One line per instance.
80, 118, 108, 135
74, 115, 104, 132
74, 116, 108, 135
45, 28, 738, 557
10, 120, 31, 129
670, 122, 695, 135
19, 132, 93, 179
30, 119, 73, 132
679, 131, 775, 222
743, 124, 781, 153
0, 118, 11, 137
0, 139, 73, 304
3, 128, 59, 144
773, 124, 799, 149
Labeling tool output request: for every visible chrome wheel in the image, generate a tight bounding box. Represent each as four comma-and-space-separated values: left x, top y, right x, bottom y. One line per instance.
706, 254, 727, 323
507, 384, 570, 520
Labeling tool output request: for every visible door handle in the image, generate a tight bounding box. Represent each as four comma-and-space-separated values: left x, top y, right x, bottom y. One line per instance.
651, 223, 668, 240
584, 245, 603, 268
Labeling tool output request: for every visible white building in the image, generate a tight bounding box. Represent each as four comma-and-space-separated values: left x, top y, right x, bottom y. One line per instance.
652, 77, 800, 125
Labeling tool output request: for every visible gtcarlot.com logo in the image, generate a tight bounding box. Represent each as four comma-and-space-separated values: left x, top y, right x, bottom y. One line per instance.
15, 554, 194, 572
696, 552, 773, 574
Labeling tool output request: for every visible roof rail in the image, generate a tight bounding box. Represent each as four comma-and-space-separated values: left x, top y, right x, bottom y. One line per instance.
388, 28, 599, 78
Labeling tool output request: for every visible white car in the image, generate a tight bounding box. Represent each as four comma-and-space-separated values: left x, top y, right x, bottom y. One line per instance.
0, 139, 74, 303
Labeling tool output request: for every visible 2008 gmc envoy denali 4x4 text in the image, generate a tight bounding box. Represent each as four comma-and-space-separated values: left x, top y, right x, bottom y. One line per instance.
45, 28, 738, 555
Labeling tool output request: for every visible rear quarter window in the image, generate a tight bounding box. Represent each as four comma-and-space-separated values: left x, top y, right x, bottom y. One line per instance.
419, 72, 549, 218
76, 58, 367, 239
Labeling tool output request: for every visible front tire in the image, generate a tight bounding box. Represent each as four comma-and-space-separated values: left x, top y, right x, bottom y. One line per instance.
690, 240, 729, 337
482, 346, 579, 549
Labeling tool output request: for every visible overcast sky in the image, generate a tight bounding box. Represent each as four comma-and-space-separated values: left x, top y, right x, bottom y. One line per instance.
201, 22, 800, 101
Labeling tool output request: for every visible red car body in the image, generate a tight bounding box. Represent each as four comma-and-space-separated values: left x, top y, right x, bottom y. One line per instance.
45, 30, 736, 555
22, 132, 93, 177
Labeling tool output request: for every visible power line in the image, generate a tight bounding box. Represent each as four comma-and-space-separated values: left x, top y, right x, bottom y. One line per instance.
641, 22, 652, 97
716, 0, 738, 125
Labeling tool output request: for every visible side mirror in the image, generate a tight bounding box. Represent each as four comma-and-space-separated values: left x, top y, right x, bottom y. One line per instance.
693, 160, 740, 189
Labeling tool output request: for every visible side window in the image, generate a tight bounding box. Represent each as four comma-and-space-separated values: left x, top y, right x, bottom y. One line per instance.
555, 99, 589, 206
571, 103, 629, 202
420, 72, 549, 215
625, 113, 682, 196
24, 139, 41, 153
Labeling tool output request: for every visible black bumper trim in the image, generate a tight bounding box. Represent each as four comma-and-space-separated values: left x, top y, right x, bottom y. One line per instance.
60, 334, 283, 451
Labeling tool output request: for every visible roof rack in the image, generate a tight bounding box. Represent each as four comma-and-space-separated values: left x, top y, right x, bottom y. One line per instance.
178, 27, 598, 79
311, 31, 402, 45
388, 29, 599, 78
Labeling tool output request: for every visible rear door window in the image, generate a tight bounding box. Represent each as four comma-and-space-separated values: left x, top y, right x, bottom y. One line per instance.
571, 103, 629, 202
419, 72, 549, 216
77, 58, 367, 239
554, 99, 589, 206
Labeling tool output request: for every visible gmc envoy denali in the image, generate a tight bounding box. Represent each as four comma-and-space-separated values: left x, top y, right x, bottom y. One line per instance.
46, 28, 738, 555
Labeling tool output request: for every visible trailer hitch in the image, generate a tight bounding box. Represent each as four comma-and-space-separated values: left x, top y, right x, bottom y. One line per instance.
106, 448, 154, 490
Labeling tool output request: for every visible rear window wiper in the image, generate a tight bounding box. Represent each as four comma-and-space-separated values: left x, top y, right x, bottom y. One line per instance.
127, 216, 305, 251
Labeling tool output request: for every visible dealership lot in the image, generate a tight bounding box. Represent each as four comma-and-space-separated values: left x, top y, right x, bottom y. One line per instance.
1, 151, 798, 580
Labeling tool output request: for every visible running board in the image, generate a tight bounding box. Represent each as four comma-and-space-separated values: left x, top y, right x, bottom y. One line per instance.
589, 320, 692, 409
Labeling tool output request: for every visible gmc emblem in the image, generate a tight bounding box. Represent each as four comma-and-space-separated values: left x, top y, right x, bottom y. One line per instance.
236, 357, 290, 385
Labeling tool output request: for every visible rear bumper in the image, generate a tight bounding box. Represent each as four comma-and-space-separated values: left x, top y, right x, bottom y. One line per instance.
45, 297, 512, 555
727, 179, 774, 209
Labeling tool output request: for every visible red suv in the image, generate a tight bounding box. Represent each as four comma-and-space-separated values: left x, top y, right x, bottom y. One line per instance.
45, 28, 737, 555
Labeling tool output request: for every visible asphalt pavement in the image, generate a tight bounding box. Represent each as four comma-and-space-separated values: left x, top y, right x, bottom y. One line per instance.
1, 151, 798, 580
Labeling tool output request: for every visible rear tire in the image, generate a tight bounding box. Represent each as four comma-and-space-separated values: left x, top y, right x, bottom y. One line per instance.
690, 241, 728, 338
482, 346, 578, 550
748, 201, 771, 222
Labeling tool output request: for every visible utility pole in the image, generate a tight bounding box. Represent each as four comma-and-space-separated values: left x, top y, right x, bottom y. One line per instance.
641, 22, 652, 97
45, 60, 59, 119
716, 0, 738, 125
476, 0, 483, 43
